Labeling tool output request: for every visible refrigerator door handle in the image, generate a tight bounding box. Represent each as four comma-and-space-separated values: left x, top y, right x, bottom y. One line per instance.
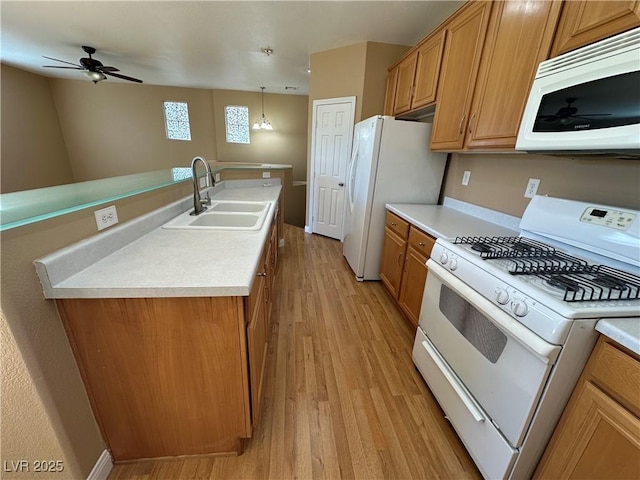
347, 139, 359, 213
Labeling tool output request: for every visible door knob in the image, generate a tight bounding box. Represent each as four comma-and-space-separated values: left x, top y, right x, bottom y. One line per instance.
338, 182, 344, 187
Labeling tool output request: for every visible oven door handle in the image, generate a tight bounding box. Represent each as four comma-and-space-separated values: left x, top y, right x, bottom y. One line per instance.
427, 260, 561, 364
422, 339, 486, 423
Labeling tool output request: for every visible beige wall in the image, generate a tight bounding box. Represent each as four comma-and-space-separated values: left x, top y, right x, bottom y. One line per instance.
443, 153, 640, 217
1, 65, 73, 193
212, 89, 309, 182
0, 181, 192, 479
361, 42, 411, 120
306, 41, 410, 226
49, 79, 218, 181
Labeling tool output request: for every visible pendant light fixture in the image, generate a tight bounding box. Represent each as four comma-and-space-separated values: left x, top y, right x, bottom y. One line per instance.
253, 86, 273, 130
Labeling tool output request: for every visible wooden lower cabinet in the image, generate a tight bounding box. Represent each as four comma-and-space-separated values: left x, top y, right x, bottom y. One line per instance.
380, 211, 435, 326
380, 227, 407, 298
57, 219, 279, 462
398, 246, 429, 326
535, 336, 640, 479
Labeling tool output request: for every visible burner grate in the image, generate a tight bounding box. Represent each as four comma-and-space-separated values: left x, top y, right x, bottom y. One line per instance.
539, 266, 640, 302
455, 236, 556, 259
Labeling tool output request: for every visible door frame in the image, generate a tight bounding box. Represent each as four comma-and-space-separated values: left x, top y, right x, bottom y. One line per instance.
306, 96, 357, 237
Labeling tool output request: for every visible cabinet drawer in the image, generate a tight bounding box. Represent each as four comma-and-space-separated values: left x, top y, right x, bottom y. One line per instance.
590, 338, 640, 416
386, 212, 410, 238
408, 227, 435, 258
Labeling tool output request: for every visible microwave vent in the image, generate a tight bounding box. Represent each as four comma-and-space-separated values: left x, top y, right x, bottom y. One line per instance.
537, 26, 640, 78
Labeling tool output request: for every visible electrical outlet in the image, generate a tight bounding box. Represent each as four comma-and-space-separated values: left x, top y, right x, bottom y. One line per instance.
525, 178, 540, 198
94, 205, 119, 231
199, 177, 207, 188
262, 171, 271, 179
462, 170, 471, 186
215, 173, 221, 183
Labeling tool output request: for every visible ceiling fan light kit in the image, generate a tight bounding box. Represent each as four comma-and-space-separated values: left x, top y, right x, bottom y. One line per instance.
42, 45, 143, 84
253, 87, 273, 130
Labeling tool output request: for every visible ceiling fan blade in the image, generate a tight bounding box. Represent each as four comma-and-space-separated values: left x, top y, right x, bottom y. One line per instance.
103, 71, 143, 83
43, 66, 83, 70
43, 56, 81, 67
99, 66, 120, 72
573, 113, 612, 117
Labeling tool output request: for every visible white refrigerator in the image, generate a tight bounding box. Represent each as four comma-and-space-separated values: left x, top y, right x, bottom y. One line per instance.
343, 115, 446, 281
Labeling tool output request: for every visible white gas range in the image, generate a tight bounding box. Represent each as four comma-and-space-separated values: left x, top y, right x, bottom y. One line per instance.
412, 195, 639, 480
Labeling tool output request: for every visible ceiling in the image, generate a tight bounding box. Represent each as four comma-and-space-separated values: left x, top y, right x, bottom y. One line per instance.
1, 1, 463, 95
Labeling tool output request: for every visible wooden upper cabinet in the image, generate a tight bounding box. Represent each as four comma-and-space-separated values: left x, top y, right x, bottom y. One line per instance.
411, 31, 446, 109
430, 1, 492, 151
551, 1, 640, 57
465, 0, 562, 150
389, 29, 445, 116
393, 55, 418, 115
384, 67, 399, 116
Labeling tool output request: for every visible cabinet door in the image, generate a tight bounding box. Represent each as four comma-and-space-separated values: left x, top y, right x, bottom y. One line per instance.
430, 1, 492, 150
551, 1, 640, 57
384, 67, 399, 116
393, 54, 418, 115
535, 381, 640, 479
465, 0, 562, 150
247, 283, 268, 427
380, 227, 407, 298
411, 30, 446, 109
398, 246, 429, 326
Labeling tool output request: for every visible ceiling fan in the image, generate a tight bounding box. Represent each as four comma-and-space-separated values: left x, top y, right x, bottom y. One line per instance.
43, 46, 143, 84
538, 97, 610, 124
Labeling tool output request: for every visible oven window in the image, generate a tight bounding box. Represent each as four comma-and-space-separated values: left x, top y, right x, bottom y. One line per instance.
533, 71, 640, 132
439, 286, 507, 363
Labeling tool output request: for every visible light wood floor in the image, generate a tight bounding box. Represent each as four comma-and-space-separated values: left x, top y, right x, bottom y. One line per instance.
109, 225, 480, 480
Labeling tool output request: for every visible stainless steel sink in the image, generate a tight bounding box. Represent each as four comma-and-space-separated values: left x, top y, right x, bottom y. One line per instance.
162, 200, 270, 230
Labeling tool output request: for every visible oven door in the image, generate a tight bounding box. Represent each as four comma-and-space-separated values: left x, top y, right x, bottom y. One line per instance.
416, 261, 561, 448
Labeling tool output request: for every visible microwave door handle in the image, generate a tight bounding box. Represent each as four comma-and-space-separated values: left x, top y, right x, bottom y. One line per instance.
421, 339, 485, 423
426, 260, 561, 364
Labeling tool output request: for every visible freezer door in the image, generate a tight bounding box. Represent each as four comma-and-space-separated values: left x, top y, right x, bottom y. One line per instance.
343, 116, 383, 278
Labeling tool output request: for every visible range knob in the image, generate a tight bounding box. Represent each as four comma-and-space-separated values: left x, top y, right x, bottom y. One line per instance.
449, 258, 459, 271
494, 288, 510, 305
439, 252, 449, 265
511, 299, 529, 317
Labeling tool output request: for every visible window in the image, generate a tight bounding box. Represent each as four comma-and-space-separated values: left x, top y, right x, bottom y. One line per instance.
224, 106, 250, 144
163, 101, 191, 140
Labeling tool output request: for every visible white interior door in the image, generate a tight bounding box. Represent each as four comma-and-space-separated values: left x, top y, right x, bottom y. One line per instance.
310, 97, 355, 240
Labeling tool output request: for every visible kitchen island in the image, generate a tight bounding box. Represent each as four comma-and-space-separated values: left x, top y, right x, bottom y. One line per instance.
35, 180, 281, 462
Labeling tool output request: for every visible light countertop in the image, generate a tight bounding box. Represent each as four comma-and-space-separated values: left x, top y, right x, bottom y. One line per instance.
386, 201, 519, 239
35, 181, 281, 299
596, 318, 640, 355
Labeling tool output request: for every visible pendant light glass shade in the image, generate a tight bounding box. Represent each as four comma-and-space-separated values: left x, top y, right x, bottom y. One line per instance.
253, 87, 273, 130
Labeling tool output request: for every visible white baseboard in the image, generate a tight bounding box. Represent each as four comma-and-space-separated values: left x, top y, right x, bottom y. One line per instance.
304, 225, 313, 234
87, 450, 112, 480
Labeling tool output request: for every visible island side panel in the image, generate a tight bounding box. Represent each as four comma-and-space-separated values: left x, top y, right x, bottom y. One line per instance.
57, 296, 249, 461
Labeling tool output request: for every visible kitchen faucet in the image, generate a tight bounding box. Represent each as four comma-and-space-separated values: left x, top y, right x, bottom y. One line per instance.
190, 156, 214, 215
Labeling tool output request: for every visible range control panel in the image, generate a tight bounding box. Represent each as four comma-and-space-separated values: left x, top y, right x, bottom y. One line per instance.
580, 206, 636, 231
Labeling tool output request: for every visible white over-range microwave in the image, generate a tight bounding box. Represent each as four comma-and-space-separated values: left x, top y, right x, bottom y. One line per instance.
516, 26, 640, 159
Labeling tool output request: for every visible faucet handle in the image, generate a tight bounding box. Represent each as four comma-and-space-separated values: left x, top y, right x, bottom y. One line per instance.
201, 191, 212, 206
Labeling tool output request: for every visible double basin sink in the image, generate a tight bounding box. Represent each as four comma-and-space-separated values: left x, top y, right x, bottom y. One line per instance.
162, 200, 271, 230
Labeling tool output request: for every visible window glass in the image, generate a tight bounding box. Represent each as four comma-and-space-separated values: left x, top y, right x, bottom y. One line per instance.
225, 106, 250, 144
163, 101, 191, 140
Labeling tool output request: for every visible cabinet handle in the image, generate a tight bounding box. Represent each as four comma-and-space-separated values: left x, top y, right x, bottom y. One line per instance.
419, 242, 425, 247
458, 115, 466, 135
397, 253, 403, 266
257, 272, 267, 277
468, 113, 476, 135
391, 222, 397, 226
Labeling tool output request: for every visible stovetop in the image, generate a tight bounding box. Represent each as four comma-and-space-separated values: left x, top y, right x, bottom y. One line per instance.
453, 236, 640, 304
